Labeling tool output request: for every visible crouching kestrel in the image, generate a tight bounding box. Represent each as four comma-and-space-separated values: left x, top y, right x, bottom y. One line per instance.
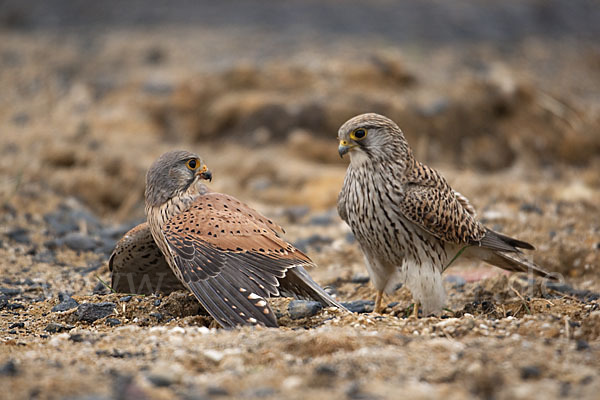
111, 150, 344, 328
337, 113, 554, 316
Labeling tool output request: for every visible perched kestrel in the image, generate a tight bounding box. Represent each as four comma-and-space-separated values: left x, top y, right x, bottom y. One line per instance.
337, 113, 553, 316
127, 150, 343, 328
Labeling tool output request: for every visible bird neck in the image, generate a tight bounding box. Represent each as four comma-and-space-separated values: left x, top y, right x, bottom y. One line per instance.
145, 182, 208, 228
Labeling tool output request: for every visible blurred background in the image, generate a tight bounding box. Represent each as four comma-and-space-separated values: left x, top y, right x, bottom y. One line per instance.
1, 0, 599, 275
1, 3, 600, 399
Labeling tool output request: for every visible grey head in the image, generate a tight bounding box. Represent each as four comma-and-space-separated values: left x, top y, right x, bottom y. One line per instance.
337, 113, 411, 162
145, 150, 212, 207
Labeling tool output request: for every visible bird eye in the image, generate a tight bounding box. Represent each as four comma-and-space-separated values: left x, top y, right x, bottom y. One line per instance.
186, 159, 199, 170
351, 128, 367, 140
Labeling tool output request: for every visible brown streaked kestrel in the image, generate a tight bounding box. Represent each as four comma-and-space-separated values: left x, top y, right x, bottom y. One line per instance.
133, 150, 343, 328
336, 113, 554, 316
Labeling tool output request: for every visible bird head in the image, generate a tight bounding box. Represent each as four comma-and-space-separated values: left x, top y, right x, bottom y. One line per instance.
145, 150, 212, 207
337, 113, 409, 163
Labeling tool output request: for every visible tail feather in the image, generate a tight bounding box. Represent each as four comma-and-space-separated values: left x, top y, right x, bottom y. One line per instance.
478, 229, 535, 253
482, 251, 556, 280
279, 266, 348, 310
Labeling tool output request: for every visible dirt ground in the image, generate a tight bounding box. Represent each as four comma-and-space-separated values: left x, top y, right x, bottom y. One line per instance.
1, 2, 600, 399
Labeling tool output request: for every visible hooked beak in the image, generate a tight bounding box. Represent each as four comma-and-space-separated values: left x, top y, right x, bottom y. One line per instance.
196, 165, 212, 182
338, 140, 355, 158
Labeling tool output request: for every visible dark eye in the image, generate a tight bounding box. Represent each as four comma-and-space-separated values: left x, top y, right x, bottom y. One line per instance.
186, 159, 199, 170
352, 128, 367, 140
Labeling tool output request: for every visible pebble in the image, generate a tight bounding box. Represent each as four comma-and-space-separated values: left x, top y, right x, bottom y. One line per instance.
106, 318, 121, 326
351, 274, 370, 284
203, 349, 225, 363
444, 275, 466, 288
0, 287, 21, 297
43, 203, 102, 236
341, 300, 374, 314
520, 365, 541, 380
51, 293, 79, 312
119, 295, 132, 302
5, 227, 30, 244
61, 232, 100, 252
0, 360, 18, 376
76, 302, 116, 322
206, 386, 229, 396
9, 322, 24, 329
293, 234, 333, 252
45, 322, 74, 333
288, 300, 323, 319
576, 339, 590, 351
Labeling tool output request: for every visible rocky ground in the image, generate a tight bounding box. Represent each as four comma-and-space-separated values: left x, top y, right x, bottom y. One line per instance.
1, 1, 600, 399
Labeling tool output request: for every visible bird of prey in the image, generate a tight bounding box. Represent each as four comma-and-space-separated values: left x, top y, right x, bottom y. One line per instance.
111, 150, 344, 328
336, 113, 553, 316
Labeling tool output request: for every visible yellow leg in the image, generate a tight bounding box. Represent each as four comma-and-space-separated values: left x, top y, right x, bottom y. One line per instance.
409, 302, 419, 319
374, 290, 384, 314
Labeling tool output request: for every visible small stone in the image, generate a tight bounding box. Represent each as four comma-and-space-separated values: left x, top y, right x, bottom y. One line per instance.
293, 235, 333, 252
351, 274, 370, 284
6, 227, 30, 244
92, 281, 110, 295
345, 232, 356, 244
62, 232, 99, 252
288, 300, 323, 320
149, 312, 163, 321
0, 287, 21, 297
106, 318, 121, 326
444, 275, 466, 288
520, 203, 543, 215
9, 322, 24, 329
147, 372, 175, 387
206, 386, 229, 396
203, 349, 224, 363
44, 322, 74, 333
153, 299, 161, 306
119, 295, 132, 302
76, 302, 116, 323
0, 360, 18, 376
520, 365, 541, 380
576, 340, 590, 351
51, 293, 79, 312
341, 300, 374, 314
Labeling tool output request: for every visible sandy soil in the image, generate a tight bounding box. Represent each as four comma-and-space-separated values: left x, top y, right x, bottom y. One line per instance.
1, 2, 600, 399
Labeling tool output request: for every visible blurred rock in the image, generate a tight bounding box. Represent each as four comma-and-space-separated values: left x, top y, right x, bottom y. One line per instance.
76, 302, 116, 322
288, 300, 323, 320
52, 293, 79, 312
341, 300, 374, 314
45, 322, 74, 333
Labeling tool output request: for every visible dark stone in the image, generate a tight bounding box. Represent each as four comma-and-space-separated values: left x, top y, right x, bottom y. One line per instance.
149, 312, 163, 321
44, 204, 102, 236
144, 47, 166, 65
69, 333, 85, 343
0, 360, 18, 376
119, 295, 132, 302
93, 281, 110, 295
147, 373, 175, 387
32, 249, 56, 264
0, 287, 21, 297
308, 211, 335, 226
314, 364, 337, 376
5, 227, 30, 244
244, 387, 277, 398
342, 300, 374, 314
62, 232, 99, 252
206, 386, 229, 396
288, 300, 323, 320
51, 293, 79, 312
576, 340, 590, 351
520, 365, 541, 380
351, 274, 370, 284
76, 302, 116, 322
282, 206, 310, 222
153, 299, 161, 306
293, 234, 333, 252
9, 322, 24, 329
143, 82, 174, 96
6, 303, 25, 310
544, 281, 600, 302
44, 322, 74, 333
520, 203, 543, 215
106, 318, 121, 326
444, 275, 466, 288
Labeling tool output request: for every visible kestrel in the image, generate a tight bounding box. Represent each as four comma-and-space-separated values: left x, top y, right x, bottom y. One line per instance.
337, 113, 553, 316
117, 150, 344, 328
